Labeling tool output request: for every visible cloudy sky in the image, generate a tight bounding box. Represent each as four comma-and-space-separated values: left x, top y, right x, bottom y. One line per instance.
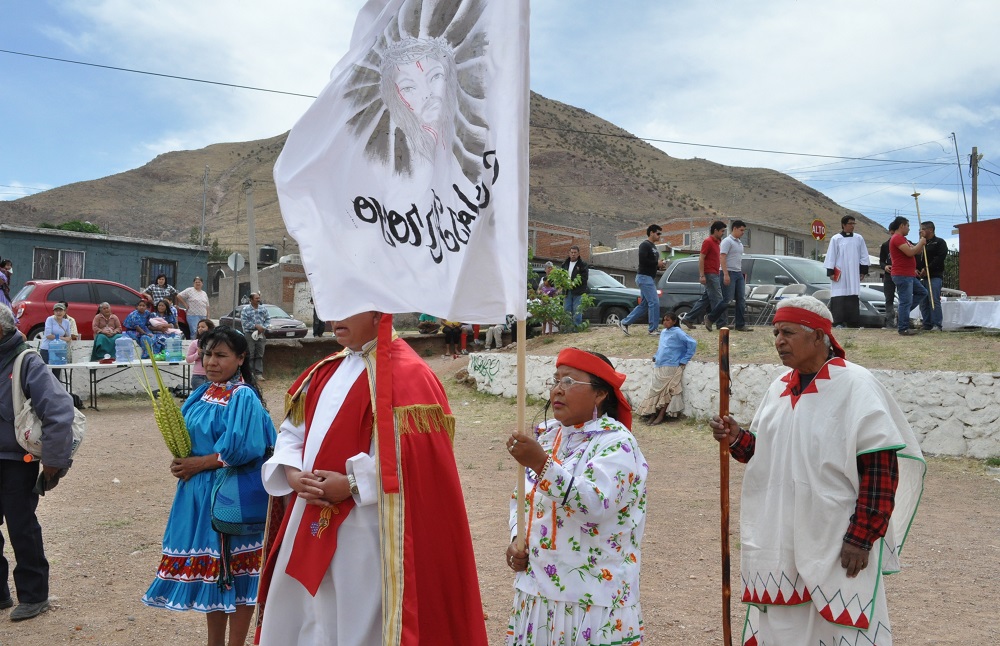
3, 0, 1000, 239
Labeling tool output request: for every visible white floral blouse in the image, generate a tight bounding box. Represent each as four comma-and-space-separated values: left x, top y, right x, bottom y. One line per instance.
509, 414, 648, 608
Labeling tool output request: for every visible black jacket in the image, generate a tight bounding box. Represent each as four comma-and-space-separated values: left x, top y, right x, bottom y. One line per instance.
879, 239, 892, 271
560, 257, 589, 296
916, 236, 947, 278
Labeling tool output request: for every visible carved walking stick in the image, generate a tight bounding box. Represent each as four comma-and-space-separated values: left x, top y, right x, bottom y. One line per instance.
718, 327, 733, 646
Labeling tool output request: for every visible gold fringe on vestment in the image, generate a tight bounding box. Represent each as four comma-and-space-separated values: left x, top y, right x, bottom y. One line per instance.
395, 404, 456, 442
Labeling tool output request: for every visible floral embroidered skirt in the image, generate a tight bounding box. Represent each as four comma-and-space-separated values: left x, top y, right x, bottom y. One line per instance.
506, 589, 643, 646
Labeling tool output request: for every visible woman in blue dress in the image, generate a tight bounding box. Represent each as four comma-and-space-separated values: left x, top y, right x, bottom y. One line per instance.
142, 326, 276, 646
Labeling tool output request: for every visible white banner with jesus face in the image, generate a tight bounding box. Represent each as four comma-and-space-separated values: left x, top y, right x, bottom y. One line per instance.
275, 0, 529, 323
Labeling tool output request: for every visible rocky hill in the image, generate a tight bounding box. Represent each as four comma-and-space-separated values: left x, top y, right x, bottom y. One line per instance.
0, 92, 885, 255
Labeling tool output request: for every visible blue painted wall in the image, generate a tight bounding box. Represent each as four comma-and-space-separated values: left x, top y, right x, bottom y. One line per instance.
0, 225, 208, 297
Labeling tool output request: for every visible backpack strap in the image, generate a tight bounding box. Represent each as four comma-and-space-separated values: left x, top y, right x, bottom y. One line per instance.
11, 346, 38, 411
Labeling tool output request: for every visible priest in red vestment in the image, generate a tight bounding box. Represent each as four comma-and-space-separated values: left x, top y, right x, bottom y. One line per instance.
255, 311, 488, 645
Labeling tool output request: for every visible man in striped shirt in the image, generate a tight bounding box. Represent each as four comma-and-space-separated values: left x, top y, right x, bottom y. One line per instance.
240, 293, 270, 381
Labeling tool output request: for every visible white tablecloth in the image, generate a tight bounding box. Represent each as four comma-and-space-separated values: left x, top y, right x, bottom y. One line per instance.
941, 300, 1000, 331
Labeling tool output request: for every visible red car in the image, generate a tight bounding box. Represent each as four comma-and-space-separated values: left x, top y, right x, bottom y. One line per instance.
11, 279, 188, 341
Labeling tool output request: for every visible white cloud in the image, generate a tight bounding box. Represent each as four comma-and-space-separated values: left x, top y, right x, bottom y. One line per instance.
0, 181, 53, 201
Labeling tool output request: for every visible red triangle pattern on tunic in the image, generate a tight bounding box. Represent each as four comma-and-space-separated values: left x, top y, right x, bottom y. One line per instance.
745, 638, 758, 646
742, 583, 811, 605
818, 603, 870, 628
779, 358, 845, 408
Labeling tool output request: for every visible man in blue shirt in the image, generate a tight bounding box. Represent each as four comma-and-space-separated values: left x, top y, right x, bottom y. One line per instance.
240, 292, 270, 381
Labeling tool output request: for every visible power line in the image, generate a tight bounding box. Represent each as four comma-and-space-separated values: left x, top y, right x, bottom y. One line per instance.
786, 161, 946, 175
6, 47, 987, 224
3, 47, 960, 168
530, 124, 953, 166
781, 139, 952, 173
0, 48, 318, 99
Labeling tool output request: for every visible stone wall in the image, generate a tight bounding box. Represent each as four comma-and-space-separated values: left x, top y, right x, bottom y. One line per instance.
467, 353, 1000, 459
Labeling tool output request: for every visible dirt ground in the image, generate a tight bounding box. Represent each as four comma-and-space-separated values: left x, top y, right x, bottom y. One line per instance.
3, 330, 998, 645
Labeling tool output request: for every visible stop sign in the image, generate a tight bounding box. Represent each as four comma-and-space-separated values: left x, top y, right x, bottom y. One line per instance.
811, 219, 826, 241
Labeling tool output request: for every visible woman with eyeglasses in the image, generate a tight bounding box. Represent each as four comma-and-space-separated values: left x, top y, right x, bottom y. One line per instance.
504, 348, 648, 646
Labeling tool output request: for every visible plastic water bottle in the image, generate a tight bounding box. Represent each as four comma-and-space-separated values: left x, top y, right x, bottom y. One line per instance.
115, 337, 136, 363
48, 338, 68, 365
165, 336, 183, 362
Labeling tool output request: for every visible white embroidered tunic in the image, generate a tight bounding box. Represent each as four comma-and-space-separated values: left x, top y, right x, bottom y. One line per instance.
740, 359, 925, 644
510, 414, 648, 608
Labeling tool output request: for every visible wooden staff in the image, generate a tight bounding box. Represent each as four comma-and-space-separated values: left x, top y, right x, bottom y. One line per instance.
911, 189, 934, 309
718, 327, 733, 646
514, 318, 527, 550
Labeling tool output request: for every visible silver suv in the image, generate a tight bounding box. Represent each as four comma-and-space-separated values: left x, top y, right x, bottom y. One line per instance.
657, 254, 886, 327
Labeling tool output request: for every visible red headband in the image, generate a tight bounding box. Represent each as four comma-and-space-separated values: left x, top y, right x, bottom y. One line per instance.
556, 348, 632, 429
772, 306, 846, 359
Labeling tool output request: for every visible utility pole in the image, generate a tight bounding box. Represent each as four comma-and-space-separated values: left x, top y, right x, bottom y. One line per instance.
951, 134, 969, 223
200, 166, 209, 245
971, 147, 982, 223
244, 179, 260, 295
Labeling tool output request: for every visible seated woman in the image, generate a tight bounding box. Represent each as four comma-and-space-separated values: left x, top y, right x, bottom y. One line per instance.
41, 302, 73, 375
440, 320, 464, 357
150, 298, 184, 336
635, 311, 697, 425
123, 299, 157, 358
53, 300, 81, 364
91, 301, 124, 361
505, 348, 648, 646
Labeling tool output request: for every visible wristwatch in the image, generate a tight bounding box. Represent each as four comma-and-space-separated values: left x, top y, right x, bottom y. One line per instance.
347, 474, 359, 496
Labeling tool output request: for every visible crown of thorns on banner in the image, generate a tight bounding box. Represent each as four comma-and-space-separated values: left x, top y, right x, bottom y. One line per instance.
344, 0, 490, 183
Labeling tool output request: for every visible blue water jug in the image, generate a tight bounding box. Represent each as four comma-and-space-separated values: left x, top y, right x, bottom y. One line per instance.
115, 337, 136, 363
48, 338, 68, 365
165, 336, 184, 362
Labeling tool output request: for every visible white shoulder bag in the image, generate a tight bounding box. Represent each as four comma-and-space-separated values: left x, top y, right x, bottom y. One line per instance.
12, 349, 86, 459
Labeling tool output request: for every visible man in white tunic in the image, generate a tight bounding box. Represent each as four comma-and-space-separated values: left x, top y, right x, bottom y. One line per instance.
823, 215, 869, 327
255, 311, 488, 646
711, 296, 925, 646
